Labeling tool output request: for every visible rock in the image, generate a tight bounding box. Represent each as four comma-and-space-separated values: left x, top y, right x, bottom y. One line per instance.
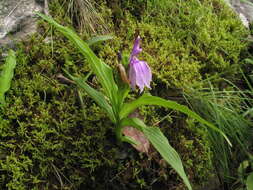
225, 0, 253, 28
0, 0, 49, 47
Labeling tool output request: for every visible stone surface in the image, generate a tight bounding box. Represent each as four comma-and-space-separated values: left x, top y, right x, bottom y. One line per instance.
226, 0, 253, 27
0, 0, 48, 46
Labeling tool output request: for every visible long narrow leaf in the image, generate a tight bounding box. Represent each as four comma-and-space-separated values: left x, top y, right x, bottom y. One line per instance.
120, 117, 192, 190
64, 70, 116, 123
0, 50, 16, 105
37, 13, 118, 106
86, 35, 113, 46
120, 93, 231, 146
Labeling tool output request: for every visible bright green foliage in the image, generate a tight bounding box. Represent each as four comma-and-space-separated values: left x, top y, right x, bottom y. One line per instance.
64, 69, 116, 122
38, 13, 196, 188
0, 36, 117, 189
98, 0, 249, 88
38, 12, 243, 190
0, 49, 213, 189
237, 158, 253, 190
247, 173, 253, 190
37, 13, 118, 107
0, 0, 249, 189
86, 35, 114, 46
120, 93, 230, 146
185, 85, 253, 183
0, 50, 16, 105
120, 117, 192, 190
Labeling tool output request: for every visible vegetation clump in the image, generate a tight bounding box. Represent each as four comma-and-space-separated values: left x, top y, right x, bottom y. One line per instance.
0, 0, 250, 189
99, 0, 248, 88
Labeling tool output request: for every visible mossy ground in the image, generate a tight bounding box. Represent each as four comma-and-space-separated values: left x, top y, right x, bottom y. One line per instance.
0, 0, 249, 189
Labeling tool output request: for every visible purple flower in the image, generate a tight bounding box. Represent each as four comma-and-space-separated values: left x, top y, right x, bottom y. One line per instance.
129, 36, 152, 92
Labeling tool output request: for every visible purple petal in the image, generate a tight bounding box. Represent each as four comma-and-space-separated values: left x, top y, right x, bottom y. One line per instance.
128, 35, 152, 92
130, 58, 152, 92
129, 60, 137, 89
135, 61, 151, 91
130, 36, 142, 58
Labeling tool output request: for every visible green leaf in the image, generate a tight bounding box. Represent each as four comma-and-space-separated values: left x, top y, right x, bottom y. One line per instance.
37, 13, 118, 108
238, 160, 250, 177
120, 93, 231, 146
244, 58, 253, 65
64, 70, 116, 123
119, 117, 192, 190
246, 173, 253, 190
121, 53, 130, 67
0, 50, 16, 105
117, 83, 130, 111
86, 35, 113, 46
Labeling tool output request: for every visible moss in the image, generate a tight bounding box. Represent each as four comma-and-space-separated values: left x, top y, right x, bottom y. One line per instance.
0, 43, 118, 189
0, 0, 249, 189
99, 0, 249, 88
137, 105, 213, 189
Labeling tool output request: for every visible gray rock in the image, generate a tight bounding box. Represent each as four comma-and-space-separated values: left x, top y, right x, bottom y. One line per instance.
0, 0, 48, 47
225, 0, 253, 27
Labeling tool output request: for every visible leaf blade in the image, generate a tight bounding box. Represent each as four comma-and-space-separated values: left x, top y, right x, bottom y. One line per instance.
86, 35, 114, 46
246, 172, 253, 190
120, 94, 231, 146
0, 50, 16, 105
37, 13, 118, 106
120, 117, 192, 190
64, 70, 116, 123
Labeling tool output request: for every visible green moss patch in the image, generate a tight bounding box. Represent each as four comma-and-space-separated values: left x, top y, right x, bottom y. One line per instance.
0, 0, 249, 189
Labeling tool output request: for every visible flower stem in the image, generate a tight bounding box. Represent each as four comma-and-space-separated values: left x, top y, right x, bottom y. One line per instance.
115, 123, 123, 142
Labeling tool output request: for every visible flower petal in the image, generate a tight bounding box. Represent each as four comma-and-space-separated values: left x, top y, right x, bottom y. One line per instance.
129, 61, 137, 89
128, 36, 152, 92
130, 36, 142, 58
133, 59, 151, 92
132, 59, 144, 91
140, 61, 152, 88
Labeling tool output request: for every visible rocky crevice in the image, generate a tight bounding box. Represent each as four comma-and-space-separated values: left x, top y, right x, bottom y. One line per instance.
0, 0, 48, 46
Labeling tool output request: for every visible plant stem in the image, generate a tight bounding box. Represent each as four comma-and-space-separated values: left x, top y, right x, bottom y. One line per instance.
115, 123, 123, 142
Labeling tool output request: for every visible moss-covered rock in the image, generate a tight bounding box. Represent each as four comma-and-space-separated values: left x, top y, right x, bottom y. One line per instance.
99, 0, 248, 88
0, 0, 249, 189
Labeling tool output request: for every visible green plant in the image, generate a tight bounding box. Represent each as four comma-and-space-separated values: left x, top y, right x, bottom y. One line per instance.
234, 155, 253, 190
184, 82, 253, 186
97, 0, 248, 89
37, 13, 233, 190
0, 50, 16, 106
